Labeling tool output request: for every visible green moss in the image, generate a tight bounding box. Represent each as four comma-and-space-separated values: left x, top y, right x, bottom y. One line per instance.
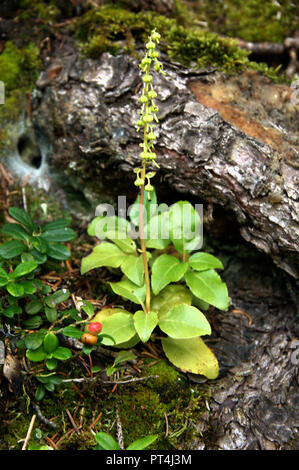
0, 41, 42, 149
74, 4, 285, 81
194, 0, 297, 43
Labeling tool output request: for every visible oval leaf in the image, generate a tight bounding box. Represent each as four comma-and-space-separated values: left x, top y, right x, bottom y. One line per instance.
159, 304, 211, 339
151, 254, 188, 295
109, 279, 146, 306
133, 310, 158, 343
8, 207, 36, 233
52, 346, 72, 360
26, 346, 47, 362
11, 261, 38, 279
100, 312, 136, 346
188, 252, 224, 271
0, 240, 27, 259
127, 435, 158, 450
94, 432, 120, 450
43, 333, 59, 354
185, 269, 229, 310
81, 242, 126, 274
151, 284, 192, 320
161, 336, 219, 379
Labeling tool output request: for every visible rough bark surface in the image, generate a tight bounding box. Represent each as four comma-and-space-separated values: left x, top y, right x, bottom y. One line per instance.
20, 49, 298, 278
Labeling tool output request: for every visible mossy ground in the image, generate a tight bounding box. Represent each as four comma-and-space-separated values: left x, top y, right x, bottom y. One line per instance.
0, 357, 210, 450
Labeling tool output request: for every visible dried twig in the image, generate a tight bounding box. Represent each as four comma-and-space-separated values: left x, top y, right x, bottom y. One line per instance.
32, 402, 57, 429
116, 406, 125, 450
22, 414, 36, 450
66, 408, 80, 435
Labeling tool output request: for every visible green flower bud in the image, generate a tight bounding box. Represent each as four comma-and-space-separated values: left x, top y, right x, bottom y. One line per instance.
146, 40, 156, 50
134, 177, 144, 186
148, 90, 157, 99
152, 31, 161, 42
143, 114, 153, 123
139, 95, 148, 104
147, 131, 156, 141
149, 50, 159, 58
136, 119, 144, 127
142, 73, 153, 83
145, 183, 154, 191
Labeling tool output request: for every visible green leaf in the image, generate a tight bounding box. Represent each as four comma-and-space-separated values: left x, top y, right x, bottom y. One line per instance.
25, 332, 44, 350
159, 304, 211, 339
42, 219, 70, 231
8, 207, 36, 233
45, 305, 58, 322
40, 227, 76, 242
28, 248, 47, 264
127, 435, 158, 450
25, 298, 43, 315
52, 346, 72, 360
161, 336, 219, 379
188, 252, 224, 271
43, 332, 59, 354
46, 242, 71, 261
133, 310, 158, 343
81, 242, 126, 274
18, 280, 37, 295
80, 299, 94, 317
26, 346, 47, 362
50, 288, 70, 305
46, 358, 58, 370
62, 326, 84, 339
6, 282, 24, 297
100, 312, 136, 346
109, 278, 146, 306
94, 432, 120, 451
31, 236, 48, 254
185, 269, 229, 310
1, 223, 30, 241
0, 240, 27, 259
87, 216, 104, 237
0, 267, 9, 286
151, 284, 192, 319
23, 315, 43, 329
112, 350, 137, 366
35, 385, 46, 401
120, 254, 145, 286
3, 304, 22, 318
169, 201, 201, 254
151, 254, 188, 295
11, 261, 38, 279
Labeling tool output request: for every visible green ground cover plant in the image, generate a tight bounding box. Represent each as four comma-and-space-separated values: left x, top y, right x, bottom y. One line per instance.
81, 30, 229, 379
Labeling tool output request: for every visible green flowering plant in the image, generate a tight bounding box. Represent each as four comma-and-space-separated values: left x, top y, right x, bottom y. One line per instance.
81, 30, 229, 379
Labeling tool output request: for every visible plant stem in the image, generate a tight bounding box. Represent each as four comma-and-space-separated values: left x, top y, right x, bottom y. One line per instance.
139, 164, 151, 314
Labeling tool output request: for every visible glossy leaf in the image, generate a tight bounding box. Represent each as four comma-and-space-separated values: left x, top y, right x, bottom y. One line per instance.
26, 346, 47, 362
3, 304, 22, 318
158, 304, 211, 339
46, 358, 58, 370
43, 333, 59, 354
35, 385, 46, 401
25, 332, 44, 351
81, 242, 126, 274
23, 315, 43, 329
11, 261, 38, 279
0, 240, 27, 259
0, 267, 9, 286
18, 280, 37, 295
6, 282, 24, 297
109, 278, 146, 306
133, 310, 158, 343
62, 326, 84, 339
188, 252, 224, 271
94, 432, 120, 451
127, 435, 158, 450
185, 269, 229, 310
169, 201, 201, 254
1, 223, 30, 242
151, 254, 188, 295
40, 227, 76, 242
161, 336, 219, 379
9, 207, 36, 233
52, 346, 72, 360
45, 307, 58, 322
25, 298, 43, 315
46, 242, 71, 261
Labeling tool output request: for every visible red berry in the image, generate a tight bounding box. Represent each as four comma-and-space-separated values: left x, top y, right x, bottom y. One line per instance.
88, 322, 102, 335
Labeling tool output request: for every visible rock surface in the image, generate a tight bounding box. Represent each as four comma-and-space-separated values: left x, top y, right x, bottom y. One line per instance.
21, 49, 299, 278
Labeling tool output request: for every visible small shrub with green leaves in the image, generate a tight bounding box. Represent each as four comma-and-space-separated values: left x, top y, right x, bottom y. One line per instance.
0, 206, 109, 400
80, 30, 229, 379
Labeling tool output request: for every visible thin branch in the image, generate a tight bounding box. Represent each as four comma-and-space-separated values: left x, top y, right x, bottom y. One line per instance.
22, 414, 36, 450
